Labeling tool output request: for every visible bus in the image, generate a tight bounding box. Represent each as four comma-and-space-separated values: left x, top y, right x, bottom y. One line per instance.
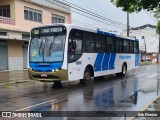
28, 24, 139, 85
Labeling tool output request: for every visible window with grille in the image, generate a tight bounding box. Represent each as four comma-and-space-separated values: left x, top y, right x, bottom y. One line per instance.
24, 7, 42, 22
52, 14, 65, 23
0, 5, 10, 18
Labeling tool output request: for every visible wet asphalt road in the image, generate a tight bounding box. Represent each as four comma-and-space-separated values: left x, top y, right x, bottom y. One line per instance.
0, 64, 160, 120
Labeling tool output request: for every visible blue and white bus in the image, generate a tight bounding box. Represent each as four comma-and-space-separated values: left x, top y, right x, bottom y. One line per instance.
28, 24, 139, 85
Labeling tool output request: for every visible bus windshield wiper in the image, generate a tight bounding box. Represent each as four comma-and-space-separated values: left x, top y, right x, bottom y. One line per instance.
39, 40, 43, 55
49, 36, 57, 56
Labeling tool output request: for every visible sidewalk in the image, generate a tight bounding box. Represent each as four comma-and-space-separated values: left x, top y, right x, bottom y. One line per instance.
0, 70, 30, 85
132, 97, 160, 120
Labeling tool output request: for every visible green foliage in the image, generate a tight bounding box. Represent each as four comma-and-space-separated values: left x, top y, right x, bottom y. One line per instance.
111, 0, 160, 13
154, 8, 160, 19
156, 21, 160, 34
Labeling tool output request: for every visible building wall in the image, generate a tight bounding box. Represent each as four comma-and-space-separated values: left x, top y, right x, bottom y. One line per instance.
122, 28, 159, 52
8, 40, 23, 70
0, 0, 15, 19
0, 0, 71, 32
0, 0, 71, 71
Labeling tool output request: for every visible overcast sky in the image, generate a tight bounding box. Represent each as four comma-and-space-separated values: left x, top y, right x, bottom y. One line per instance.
64, 0, 157, 34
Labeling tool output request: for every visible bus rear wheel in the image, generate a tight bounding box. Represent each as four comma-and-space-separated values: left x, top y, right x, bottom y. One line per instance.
80, 68, 91, 85
122, 64, 127, 76
116, 64, 127, 77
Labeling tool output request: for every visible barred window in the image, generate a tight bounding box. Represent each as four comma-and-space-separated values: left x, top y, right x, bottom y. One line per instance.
52, 14, 65, 23
24, 7, 42, 22
0, 5, 10, 18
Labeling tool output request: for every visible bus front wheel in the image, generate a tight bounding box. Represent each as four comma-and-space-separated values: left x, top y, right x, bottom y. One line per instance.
80, 68, 91, 85
52, 81, 63, 88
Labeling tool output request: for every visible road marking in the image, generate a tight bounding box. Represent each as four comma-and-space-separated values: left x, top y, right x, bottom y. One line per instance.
15, 99, 56, 111
147, 74, 158, 78
135, 73, 149, 77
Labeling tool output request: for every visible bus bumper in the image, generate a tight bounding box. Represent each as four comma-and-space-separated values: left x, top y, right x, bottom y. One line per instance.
28, 68, 68, 82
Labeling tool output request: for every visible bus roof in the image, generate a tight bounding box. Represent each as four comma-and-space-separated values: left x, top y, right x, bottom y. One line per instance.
31, 23, 138, 41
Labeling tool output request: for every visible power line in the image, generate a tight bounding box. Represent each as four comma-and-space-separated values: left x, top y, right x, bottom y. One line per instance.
45, 0, 125, 29
61, 0, 127, 27
61, 0, 154, 35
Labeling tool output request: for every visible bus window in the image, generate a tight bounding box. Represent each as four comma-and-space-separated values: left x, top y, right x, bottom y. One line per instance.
95, 34, 105, 52
116, 38, 123, 53
124, 39, 130, 53
130, 41, 134, 53
134, 41, 139, 53
106, 36, 115, 53
83, 32, 95, 52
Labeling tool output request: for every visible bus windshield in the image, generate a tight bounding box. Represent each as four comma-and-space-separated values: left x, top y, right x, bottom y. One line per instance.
30, 34, 66, 63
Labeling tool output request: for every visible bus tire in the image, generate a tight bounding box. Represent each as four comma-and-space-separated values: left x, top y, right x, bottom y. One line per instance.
121, 63, 127, 76
116, 63, 127, 77
80, 68, 91, 85
52, 81, 63, 88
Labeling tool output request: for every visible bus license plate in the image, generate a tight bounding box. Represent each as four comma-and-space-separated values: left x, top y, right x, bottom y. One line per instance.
41, 74, 47, 77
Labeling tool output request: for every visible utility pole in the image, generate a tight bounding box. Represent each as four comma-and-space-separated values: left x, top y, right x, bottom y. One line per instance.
158, 31, 160, 63
142, 36, 146, 61
127, 12, 129, 37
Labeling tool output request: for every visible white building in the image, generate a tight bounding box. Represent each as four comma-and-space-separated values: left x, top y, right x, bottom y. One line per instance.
122, 24, 159, 53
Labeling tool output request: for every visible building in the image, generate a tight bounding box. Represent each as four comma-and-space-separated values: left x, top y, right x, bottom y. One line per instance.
121, 24, 159, 53
0, 0, 71, 71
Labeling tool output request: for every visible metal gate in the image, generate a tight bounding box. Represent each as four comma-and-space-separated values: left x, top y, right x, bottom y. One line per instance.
0, 40, 8, 70
23, 42, 28, 69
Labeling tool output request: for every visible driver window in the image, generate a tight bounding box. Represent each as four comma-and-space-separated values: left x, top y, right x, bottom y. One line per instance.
68, 29, 82, 54
68, 29, 83, 63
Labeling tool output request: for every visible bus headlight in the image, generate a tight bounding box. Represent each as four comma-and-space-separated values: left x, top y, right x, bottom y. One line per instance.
52, 69, 59, 72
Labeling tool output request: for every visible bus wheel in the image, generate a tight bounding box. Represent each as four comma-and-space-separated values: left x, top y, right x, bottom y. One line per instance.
80, 68, 91, 85
52, 81, 63, 88
121, 64, 127, 76
116, 64, 127, 77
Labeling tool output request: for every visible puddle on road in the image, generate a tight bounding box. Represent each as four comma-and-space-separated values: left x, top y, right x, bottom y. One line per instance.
24, 77, 160, 114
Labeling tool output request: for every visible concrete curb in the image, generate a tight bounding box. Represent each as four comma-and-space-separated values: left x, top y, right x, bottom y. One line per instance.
129, 96, 160, 120
0, 80, 33, 86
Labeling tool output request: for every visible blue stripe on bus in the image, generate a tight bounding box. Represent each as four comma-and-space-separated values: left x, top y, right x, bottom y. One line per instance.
97, 30, 116, 37
94, 53, 104, 72
94, 53, 117, 72
135, 54, 139, 66
102, 53, 110, 70
109, 53, 116, 70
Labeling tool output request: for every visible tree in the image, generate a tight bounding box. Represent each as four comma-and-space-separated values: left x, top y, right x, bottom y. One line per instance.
156, 21, 160, 35
154, 8, 160, 19
111, 0, 160, 13
157, 21, 160, 63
